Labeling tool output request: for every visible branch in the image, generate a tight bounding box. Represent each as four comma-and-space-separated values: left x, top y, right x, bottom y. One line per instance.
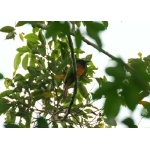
70, 32, 135, 72
63, 35, 77, 120
70, 32, 118, 61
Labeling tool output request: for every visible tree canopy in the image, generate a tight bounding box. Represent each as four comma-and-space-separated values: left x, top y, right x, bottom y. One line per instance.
0, 21, 150, 128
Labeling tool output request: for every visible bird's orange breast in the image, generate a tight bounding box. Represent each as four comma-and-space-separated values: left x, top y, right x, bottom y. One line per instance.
77, 64, 85, 77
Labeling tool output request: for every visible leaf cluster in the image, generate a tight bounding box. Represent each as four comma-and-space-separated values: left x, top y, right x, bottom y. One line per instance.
0, 21, 106, 128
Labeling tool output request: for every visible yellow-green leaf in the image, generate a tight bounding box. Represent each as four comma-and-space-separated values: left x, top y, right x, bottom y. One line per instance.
22, 54, 28, 70
14, 53, 22, 70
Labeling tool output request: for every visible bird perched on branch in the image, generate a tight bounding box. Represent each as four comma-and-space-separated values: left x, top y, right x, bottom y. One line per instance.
63, 59, 89, 97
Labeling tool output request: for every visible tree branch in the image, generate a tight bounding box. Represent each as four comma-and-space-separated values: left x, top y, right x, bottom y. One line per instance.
70, 32, 118, 61
70, 31, 135, 72
63, 35, 77, 120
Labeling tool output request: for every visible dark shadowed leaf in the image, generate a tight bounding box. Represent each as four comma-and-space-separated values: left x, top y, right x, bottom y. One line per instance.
4, 123, 21, 128
0, 73, 3, 79
46, 21, 70, 38
37, 117, 49, 128
75, 29, 82, 49
122, 117, 138, 128
104, 91, 121, 119
38, 45, 46, 57
0, 98, 11, 114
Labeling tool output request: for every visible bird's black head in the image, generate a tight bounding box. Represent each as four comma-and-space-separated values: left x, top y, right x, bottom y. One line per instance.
76, 59, 90, 67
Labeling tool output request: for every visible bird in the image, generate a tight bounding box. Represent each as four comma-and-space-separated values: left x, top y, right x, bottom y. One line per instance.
63, 59, 89, 97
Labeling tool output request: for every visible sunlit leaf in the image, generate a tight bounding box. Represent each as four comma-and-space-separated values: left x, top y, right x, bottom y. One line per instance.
54, 74, 65, 80
42, 92, 54, 98
22, 54, 29, 70
17, 46, 30, 53
85, 54, 92, 61
14, 53, 22, 70
19, 33, 24, 41
24, 33, 39, 43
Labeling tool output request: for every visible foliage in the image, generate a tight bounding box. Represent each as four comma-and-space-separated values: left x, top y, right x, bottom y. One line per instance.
0, 21, 150, 128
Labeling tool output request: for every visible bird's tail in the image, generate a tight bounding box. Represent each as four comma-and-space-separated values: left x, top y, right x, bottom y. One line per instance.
63, 85, 68, 98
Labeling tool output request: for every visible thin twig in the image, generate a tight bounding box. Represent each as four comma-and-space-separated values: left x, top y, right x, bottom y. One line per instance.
63, 35, 78, 120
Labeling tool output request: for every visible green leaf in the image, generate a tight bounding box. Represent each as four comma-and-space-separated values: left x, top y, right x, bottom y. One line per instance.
22, 54, 29, 70
0, 73, 3, 79
27, 66, 41, 76
122, 118, 138, 128
59, 41, 68, 60
78, 82, 89, 98
15, 21, 27, 27
29, 54, 36, 67
84, 109, 92, 113
52, 122, 58, 128
17, 46, 31, 53
102, 21, 109, 28
95, 77, 103, 87
104, 91, 121, 119
38, 29, 46, 45
105, 118, 117, 126
75, 29, 82, 49
140, 102, 150, 118
0, 26, 15, 33
14, 53, 22, 70
4, 123, 21, 128
0, 98, 11, 114
85, 54, 92, 61
92, 81, 114, 100
46, 21, 70, 38
37, 117, 49, 128
4, 78, 13, 89
5, 107, 16, 123
6, 31, 16, 39
84, 21, 103, 48
13, 74, 25, 81
0, 90, 14, 97
24, 33, 39, 43
38, 45, 46, 57
15, 21, 39, 27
